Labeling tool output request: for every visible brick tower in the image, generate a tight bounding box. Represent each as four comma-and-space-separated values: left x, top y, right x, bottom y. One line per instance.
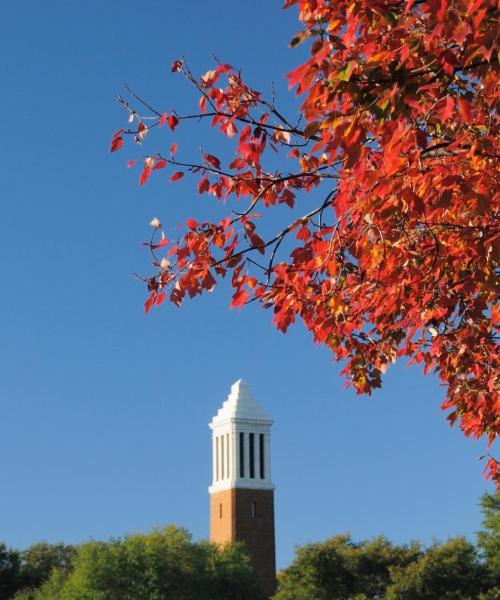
209, 379, 276, 598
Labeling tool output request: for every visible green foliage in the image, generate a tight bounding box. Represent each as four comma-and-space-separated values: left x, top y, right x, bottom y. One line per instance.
12, 591, 36, 600
385, 537, 492, 600
477, 493, 500, 573
32, 525, 260, 600
19, 543, 75, 592
0, 543, 21, 599
274, 531, 500, 600
273, 534, 421, 600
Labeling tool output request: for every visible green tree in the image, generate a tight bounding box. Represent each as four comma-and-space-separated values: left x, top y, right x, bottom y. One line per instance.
19, 543, 75, 592
0, 543, 21, 599
477, 493, 500, 574
33, 525, 260, 600
386, 537, 493, 600
14, 569, 67, 600
202, 541, 262, 599
273, 534, 420, 600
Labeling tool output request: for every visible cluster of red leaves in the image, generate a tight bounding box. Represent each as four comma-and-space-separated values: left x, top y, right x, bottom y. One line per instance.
112, 0, 499, 484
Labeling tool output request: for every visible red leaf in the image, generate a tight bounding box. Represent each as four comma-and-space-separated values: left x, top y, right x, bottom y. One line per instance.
458, 97, 472, 121
204, 153, 221, 169
222, 120, 237, 138
167, 115, 179, 131
112, 129, 124, 139
159, 113, 168, 127
281, 189, 295, 208
153, 238, 169, 249
156, 291, 167, 305
144, 291, 157, 314
170, 171, 184, 181
170, 286, 184, 306
171, 59, 183, 72
111, 136, 124, 152
248, 232, 266, 254
127, 159, 137, 168
215, 63, 232, 74
153, 159, 167, 171
201, 69, 219, 87
436, 96, 455, 121
170, 143, 178, 155
239, 125, 252, 143
187, 218, 198, 229
139, 167, 151, 186
229, 158, 246, 170
198, 177, 210, 194
296, 225, 310, 241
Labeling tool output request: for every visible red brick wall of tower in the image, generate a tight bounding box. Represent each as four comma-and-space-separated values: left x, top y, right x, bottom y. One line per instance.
210, 488, 276, 599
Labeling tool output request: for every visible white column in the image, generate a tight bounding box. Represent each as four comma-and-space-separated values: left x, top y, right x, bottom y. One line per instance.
221, 435, 225, 480
212, 434, 217, 484
265, 433, 271, 482
215, 436, 219, 482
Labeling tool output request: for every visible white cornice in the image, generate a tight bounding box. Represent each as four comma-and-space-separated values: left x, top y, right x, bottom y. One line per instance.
209, 481, 275, 494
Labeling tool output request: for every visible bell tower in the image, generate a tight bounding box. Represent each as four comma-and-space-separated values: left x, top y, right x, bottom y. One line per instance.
209, 379, 276, 598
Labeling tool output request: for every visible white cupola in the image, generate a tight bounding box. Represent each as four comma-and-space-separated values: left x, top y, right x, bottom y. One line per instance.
209, 379, 274, 494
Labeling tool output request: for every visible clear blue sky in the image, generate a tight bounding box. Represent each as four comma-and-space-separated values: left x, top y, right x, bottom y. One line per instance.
0, 0, 494, 569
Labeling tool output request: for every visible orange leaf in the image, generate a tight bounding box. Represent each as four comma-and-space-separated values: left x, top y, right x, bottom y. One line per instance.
170, 171, 184, 181
230, 288, 249, 309
285, 60, 314, 93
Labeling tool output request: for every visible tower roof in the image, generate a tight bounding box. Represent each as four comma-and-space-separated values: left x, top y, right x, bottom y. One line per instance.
210, 379, 272, 427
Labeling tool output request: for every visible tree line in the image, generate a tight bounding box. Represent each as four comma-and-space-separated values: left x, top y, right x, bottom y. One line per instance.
1, 494, 498, 600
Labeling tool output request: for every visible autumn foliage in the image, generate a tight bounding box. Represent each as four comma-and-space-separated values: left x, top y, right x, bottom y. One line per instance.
112, 0, 499, 482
